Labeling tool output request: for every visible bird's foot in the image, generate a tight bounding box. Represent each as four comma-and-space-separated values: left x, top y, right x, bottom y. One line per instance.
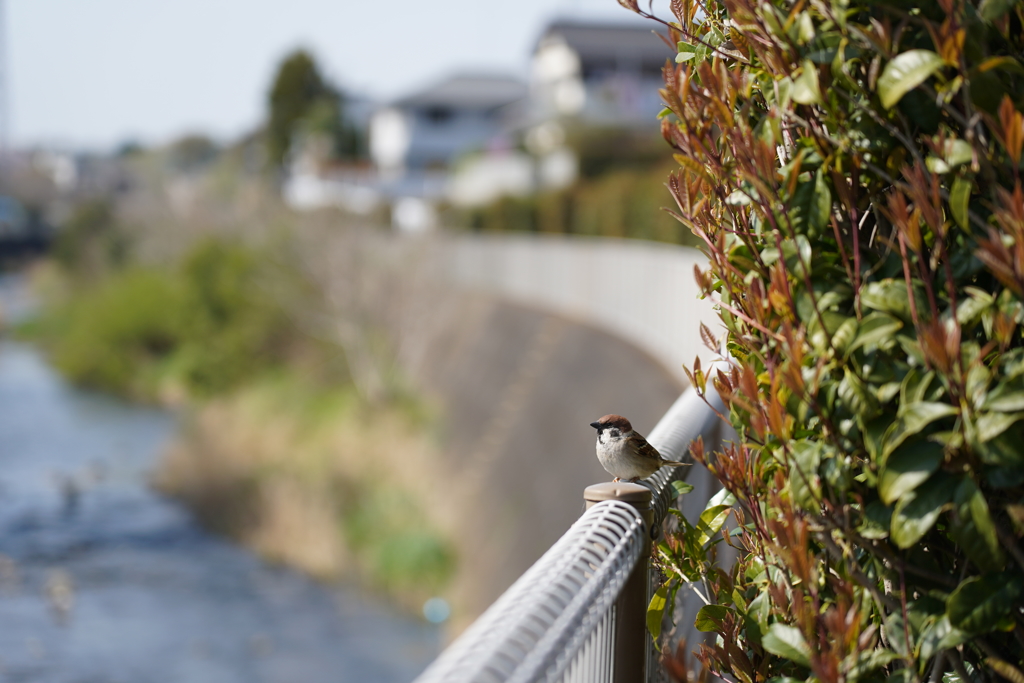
628, 477, 640, 483
612, 477, 620, 483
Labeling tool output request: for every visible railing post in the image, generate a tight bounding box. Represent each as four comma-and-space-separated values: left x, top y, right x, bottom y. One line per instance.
584, 482, 654, 683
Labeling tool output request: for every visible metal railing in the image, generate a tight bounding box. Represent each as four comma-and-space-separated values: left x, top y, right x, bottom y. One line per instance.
414, 376, 729, 683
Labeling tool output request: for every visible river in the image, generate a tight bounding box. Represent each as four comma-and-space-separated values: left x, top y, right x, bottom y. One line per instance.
0, 280, 439, 682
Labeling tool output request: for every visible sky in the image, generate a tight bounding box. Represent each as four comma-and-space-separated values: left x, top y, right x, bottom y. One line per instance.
7, 0, 662, 151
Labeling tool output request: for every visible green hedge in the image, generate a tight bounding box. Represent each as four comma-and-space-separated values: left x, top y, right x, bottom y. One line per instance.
452, 164, 703, 247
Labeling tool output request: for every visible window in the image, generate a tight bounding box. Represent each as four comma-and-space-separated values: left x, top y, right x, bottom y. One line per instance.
423, 106, 454, 124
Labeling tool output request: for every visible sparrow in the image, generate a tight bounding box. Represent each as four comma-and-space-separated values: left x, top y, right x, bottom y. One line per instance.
590, 414, 689, 482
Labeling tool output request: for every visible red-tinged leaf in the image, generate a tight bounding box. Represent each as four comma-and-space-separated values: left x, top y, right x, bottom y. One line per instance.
700, 322, 718, 352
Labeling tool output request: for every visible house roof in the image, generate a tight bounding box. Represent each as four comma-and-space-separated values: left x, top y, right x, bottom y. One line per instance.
539, 19, 674, 72
395, 74, 527, 110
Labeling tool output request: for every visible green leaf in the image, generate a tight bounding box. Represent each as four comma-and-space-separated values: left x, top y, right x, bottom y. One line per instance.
647, 583, 670, 641
979, 0, 1022, 21
950, 478, 1005, 571
696, 505, 732, 547
747, 591, 770, 630
812, 171, 831, 233
975, 411, 1024, 440
838, 366, 880, 418
884, 611, 914, 657
861, 279, 924, 323
789, 441, 822, 510
901, 369, 937, 405
847, 649, 900, 680
788, 172, 830, 237
918, 615, 968, 660
950, 176, 972, 230
847, 313, 902, 355
884, 402, 958, 458
776, 76, 793, 109
890, 473, 957, 547
675, 42, 698, 63
947, 572, 1024, 634
943, 139, 974, 167
762, 624, 811, 668
672, 480, 695, 497
877, 50, 946, 109
879, 440, 944, 505
982, 383, 1024, 412
958, 287, 995, 326
707, 488, 737, 507
792, 59, 822, 104
926, 156, 951, 174
831, 316, 858, 356
976, 428, 1024, 467
694, 604, 731, 632
862, 415, 889, 464
858, 500, 892, 539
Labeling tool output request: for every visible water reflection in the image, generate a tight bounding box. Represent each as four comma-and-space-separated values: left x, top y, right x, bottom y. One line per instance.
0, 339, 438, 682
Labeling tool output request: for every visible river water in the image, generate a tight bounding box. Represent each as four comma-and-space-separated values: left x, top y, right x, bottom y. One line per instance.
0, 282, 439, 682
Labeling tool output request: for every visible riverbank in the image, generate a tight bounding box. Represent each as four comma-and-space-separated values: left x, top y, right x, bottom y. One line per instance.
19, 237, 459, 611
155, 373, 454, 607
0, 331, 440, 681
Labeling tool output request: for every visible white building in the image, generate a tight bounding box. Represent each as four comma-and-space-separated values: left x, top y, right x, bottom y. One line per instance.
529, 19, 673, 126
289, 19, 675, 222
369, 74, 526, 179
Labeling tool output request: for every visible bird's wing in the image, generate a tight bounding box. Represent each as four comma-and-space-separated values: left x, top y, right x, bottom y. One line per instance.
634, 435, 664, 462
636, 434, 691, 467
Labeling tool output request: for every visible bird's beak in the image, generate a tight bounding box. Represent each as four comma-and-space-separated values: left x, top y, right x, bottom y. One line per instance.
589, 422, 602, 430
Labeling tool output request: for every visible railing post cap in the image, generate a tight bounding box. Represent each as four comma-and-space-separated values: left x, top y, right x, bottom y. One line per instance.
584, 482, 653, 508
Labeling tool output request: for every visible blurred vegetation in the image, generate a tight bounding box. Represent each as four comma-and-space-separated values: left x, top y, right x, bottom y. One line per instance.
52, 199, 130, 278
569, 126, 675, 179
451, 162, 702, 247
31, 237, 300, 400
157, 373, 454, 606
266, 49, 362, 169
168, 134, 220, 172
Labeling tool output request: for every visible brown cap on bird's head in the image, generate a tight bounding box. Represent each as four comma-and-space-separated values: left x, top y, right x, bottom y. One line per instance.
589, 414, 632, 431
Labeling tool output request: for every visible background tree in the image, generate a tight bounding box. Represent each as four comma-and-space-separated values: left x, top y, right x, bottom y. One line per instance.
620, 0, 1024, 681
265, 49, 355, 169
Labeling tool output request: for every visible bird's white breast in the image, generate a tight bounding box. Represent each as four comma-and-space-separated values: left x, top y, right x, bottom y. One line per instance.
595, 432, 655, 480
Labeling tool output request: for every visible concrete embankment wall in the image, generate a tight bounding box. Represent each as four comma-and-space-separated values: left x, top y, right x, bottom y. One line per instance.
438, 234, 722, 384
395, 234, 724, 625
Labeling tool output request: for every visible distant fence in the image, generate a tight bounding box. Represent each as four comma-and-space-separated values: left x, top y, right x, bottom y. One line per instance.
438, 233, 720, 383
414, 372, 731, 683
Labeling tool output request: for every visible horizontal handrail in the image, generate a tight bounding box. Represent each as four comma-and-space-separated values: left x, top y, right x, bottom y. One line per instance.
414, 500, 647, 683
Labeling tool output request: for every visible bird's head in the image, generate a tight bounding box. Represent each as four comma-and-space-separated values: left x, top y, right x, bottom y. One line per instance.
590, 414, 632, 440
